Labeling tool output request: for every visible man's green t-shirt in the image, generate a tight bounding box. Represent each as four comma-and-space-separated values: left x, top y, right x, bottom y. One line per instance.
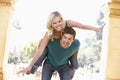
47, 39, 80, 69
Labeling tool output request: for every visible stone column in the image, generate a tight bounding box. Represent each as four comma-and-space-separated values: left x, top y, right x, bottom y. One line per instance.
106, 0, 120, 80
0, 0, 15, 80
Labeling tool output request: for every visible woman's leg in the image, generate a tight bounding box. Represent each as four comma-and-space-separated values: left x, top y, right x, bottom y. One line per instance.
30, 47, 48, 74
69, 67, 75, 79
69, 52, 78, 79
70, 52, 78, 69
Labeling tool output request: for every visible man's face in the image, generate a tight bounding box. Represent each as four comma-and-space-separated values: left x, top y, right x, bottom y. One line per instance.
60, 33, 74, 48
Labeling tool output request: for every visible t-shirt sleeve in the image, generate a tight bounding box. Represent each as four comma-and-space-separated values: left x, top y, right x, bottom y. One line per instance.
73, 39, 80, 50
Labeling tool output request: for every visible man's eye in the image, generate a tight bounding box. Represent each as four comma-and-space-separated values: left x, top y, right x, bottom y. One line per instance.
53, 22, 56, 24
59, 20, 61, 23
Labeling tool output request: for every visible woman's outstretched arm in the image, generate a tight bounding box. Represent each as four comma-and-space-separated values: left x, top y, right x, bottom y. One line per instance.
16, 32, 50, 74
67, 20, 105, 32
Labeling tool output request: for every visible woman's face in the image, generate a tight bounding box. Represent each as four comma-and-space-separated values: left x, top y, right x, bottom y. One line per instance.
52, 16, 64, 32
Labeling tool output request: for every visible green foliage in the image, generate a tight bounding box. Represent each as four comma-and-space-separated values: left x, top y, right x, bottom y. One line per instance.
20, 42, 38, 63
78, 33, 102, 68
8, 42, 38, 64
8, 51, 14, 64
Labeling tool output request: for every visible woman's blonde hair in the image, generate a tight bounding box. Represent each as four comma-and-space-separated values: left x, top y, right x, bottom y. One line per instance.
46, 11, 65, 36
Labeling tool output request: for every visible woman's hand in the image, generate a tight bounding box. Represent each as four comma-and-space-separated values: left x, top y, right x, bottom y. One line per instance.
16, 66, 32, 75
95, 23, 105, 32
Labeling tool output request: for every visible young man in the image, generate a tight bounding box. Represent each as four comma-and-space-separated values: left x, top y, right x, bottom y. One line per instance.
41, 27, 80, 80
17, 27, 80, 80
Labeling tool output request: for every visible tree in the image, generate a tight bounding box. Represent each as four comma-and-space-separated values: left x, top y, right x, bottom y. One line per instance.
19, 42, 38, 63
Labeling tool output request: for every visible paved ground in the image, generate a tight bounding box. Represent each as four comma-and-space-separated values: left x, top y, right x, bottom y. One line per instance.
5, 64, 102, 80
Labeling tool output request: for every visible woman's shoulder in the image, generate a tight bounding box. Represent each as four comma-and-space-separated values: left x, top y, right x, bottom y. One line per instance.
65, 20, 76, 27
66, 20, 74, 23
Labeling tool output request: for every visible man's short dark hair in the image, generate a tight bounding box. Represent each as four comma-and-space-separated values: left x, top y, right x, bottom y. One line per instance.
62, 27, 76, 39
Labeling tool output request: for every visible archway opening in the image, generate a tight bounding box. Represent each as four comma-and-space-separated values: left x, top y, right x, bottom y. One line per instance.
4, 0, 109, 80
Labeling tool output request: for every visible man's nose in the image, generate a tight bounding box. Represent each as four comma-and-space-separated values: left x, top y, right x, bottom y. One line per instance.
64, 39, 69, 42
